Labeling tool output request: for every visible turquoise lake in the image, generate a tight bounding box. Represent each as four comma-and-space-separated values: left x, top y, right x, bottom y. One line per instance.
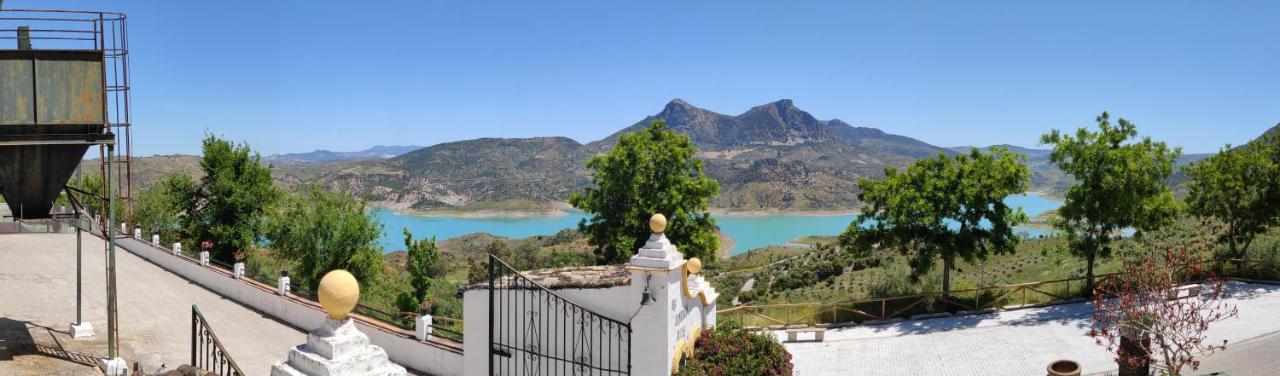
373, 194, 1062, 256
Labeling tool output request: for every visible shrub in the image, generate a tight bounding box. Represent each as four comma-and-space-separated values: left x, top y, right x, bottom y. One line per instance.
676, 320, 793, 376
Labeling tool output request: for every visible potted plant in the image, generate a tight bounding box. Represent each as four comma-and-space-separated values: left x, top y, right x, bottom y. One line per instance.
1046, 359, 1080, 376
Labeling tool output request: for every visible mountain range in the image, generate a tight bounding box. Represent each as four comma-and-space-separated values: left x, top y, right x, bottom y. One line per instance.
110, 102, 1277, 213
306, 99, 969, 212
265, 145, 422, 164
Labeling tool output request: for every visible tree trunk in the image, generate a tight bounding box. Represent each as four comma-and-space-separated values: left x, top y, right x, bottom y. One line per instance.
1085, 252, 1096, 298
942, 258, 952, 302
1117, 325, 1151, 376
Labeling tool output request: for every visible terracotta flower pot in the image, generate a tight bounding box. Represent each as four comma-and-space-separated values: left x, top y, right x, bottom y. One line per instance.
1047, 359, 1080, 376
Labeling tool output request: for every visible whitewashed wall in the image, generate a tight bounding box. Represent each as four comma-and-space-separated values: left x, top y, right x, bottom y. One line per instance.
110, 235, 464, 376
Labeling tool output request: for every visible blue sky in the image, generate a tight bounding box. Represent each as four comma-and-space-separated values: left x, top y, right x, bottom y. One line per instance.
9, 1, 1278, 155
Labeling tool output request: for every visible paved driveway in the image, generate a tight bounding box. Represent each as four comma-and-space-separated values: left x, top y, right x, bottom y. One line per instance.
0, 233, 306, 375
778, 283, 1280, 376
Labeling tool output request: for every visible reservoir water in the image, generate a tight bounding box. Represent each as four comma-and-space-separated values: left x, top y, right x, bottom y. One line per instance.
373, 194, 1062, 256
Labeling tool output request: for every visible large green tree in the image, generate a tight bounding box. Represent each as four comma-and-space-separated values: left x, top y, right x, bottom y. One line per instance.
570, 120, 721, 264
265, 185, 384, 291
132, 173, 197, 244
395, 228, 440, 314
1040, 112, 1180, 293
182, 135, 281, 264
1184, 137, 1280, 267
838, 147, 1030, 299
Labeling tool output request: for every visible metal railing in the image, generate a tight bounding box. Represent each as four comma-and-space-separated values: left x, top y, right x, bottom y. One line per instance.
488, 255, 631, 375
719, 259, 1276, 328
191, 304, 245, 376
288, 282, 465, 344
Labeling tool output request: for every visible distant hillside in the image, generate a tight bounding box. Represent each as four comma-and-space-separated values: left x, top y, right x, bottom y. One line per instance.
294, 99, 953, 212
77, 155, 203, 191
321, 137, 590, 211
1255, 123, 1280, 143
265, 145, 422, 164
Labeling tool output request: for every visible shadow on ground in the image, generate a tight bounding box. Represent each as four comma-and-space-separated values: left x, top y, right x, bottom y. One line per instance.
0, 317, 100, 369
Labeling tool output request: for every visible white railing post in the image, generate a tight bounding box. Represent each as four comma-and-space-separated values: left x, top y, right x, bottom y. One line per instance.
133, 228, 141, 239
233, 262, 245, 279
151, 234, 160, 244
172, 242, 182, 256
415, 314, 433, 341
121, 222, 127, 234
278, 275, 291, 296
199, 251, 209, 267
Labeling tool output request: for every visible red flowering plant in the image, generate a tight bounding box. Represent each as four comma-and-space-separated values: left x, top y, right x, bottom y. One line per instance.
201, 241, 214, 251
1090, 248, 1238, 375
676, 319, 792, 376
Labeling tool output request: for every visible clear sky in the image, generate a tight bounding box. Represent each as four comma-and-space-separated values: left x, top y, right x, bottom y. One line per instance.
9, 0, 1278, 155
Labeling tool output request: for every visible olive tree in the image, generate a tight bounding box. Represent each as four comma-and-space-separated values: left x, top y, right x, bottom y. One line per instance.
395, 228, 439, 314
571, 120, 721, 264
181, 135, 281, 264
1040, 112, 1180, 294
265, 185, 384, 291
838, 147, 1030, 299
1184, 136, 1280, 268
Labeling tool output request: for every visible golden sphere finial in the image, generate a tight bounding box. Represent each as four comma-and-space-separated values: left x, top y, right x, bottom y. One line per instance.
649, 213, 668, 234
318, 270, 360, 320
686, 257, 702, 274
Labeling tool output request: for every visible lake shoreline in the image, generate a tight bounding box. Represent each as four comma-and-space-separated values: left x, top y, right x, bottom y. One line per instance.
372, 190, 1061, 219
371, 193, 1064, 256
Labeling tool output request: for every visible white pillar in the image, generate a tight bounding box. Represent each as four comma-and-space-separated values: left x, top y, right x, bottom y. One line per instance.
151, 234, 160, 244
278, 276, 290, 295
199, 251, 210, 267
173, 242, 182, 256
415, 314, 433, 341
121, 222, 128, 234
233, 262, 245, 279
133, 228, 141, 239
100, 357, 128, 376
625, 214, 719, 375
627, 215, 686, 376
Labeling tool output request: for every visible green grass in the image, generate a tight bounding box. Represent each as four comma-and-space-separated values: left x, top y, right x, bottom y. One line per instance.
711, 215, 1252, 327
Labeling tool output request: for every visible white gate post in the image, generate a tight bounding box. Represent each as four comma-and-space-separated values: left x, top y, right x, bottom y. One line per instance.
625, 214, 719, 375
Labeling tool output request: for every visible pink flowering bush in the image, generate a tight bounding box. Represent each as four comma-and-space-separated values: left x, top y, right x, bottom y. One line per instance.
1091, 248, 1238, 375
676, 320, 792, 376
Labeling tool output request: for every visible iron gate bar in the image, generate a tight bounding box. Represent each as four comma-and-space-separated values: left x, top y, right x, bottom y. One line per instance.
191, 304, 245, 376
488, 255, 631, 375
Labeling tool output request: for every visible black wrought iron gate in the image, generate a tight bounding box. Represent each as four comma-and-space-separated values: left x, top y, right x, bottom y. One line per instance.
488, 255, 631, 375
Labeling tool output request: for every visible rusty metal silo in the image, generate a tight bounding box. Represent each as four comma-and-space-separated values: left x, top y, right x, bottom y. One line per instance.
0, 9, 128, 220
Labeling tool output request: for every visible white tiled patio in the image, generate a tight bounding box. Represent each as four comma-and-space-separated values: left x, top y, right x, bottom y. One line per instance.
777, 282, 1280, 376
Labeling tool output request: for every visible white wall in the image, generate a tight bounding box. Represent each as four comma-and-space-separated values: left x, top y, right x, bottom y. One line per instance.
111, 236, 464, 376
